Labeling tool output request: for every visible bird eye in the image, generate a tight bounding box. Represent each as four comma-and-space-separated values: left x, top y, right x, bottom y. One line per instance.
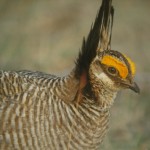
107, 66, 117, 75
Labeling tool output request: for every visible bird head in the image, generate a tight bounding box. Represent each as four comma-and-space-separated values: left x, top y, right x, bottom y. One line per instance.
89, 50, 140, 93
75, 0, 140, 103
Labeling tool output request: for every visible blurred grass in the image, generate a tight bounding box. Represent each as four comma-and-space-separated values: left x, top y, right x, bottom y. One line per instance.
0, 0, 150, 149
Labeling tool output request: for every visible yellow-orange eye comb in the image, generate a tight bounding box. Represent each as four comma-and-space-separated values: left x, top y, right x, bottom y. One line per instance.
101, 55, 135, 79
124, 55, 136, 76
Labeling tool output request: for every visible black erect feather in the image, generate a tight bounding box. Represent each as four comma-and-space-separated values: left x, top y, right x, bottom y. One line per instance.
75, 0, 114, 78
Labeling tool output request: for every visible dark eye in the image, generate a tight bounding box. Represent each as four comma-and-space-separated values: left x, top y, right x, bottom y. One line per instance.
107, 66, 117, 75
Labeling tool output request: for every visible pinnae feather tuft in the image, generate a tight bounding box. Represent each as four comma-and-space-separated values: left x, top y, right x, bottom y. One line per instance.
75, 0, 114, 79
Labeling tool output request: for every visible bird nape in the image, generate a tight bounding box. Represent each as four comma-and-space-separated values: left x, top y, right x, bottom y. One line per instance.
0, 0, 139, 150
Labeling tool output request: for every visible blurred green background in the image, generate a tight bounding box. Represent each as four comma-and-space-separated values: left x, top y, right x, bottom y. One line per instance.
0, 0, 149, 149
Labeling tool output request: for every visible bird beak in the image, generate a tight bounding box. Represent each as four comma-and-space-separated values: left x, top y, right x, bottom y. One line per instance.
128, 82, 140, 94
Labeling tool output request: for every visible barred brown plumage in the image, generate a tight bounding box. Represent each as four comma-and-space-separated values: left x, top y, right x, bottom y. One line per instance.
0, 70, 109, 149
0, 0, 140, 150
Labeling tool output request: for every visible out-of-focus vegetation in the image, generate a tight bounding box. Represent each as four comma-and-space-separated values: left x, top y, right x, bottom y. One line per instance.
0, 0, 149, 149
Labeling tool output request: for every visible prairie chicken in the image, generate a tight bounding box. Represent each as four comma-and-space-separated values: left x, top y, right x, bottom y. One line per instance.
0, 0, 140, 150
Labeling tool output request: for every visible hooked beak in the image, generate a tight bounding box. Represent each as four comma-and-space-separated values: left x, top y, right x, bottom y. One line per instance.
128, 82, 140, 94
121, 81, 140, 94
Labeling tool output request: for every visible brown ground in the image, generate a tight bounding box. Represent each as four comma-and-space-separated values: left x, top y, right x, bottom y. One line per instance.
0, 0, 150, 149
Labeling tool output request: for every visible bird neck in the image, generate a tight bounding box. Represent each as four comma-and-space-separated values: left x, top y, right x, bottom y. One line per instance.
52, 69, 79, 103
54, 68, 117, 109
88, 71, 118, 109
